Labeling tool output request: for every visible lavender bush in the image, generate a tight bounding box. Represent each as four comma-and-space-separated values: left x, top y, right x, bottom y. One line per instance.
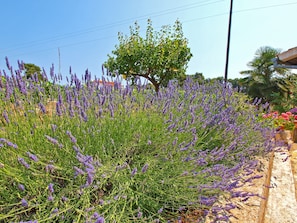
0, 59, 275, 222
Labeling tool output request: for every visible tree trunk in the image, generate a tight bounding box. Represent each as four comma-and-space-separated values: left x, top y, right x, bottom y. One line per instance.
138, 72, 160, 93
153, 83, 160, 93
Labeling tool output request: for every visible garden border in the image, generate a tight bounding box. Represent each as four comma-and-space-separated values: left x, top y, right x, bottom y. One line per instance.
257, 151, 274, 223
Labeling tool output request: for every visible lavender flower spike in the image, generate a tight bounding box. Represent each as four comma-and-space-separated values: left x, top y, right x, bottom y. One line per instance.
26, 152, 39, 162
45, 135, 59, 145
21, 198, 28, 207
48, 195, 54, 201
74, 166, 85, 176
92, 211, 105, 223
45, 164, 55, 173
131, 167, 137, 177
66, 130, 77, 143
18, 184, 25, 191
18, 157, 30, 169
3, 111, 10, 124
45, 135, 63, 148
141, 164, 149, 173
0, 138, 18, 149
48, 183, 54, 193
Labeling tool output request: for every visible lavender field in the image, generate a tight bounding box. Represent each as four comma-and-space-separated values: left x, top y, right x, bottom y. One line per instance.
0, 60, 275, 222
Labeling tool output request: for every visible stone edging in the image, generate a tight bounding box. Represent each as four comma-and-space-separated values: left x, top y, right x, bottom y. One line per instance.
257, 151, 274, 223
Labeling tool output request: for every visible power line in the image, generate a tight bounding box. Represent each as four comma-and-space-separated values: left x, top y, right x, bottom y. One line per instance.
5, 1, 297, 58
183, 1, 297, 23
1, 0, 223, 53
234, 1, 297, 14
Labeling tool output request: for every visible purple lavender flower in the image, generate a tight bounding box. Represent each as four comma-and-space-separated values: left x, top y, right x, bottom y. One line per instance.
18, 157, 30, 169
172, 137, 177, 146
199, 196, 217, 206
5, 78, 12, 99
131, 167, 137, 177
48, 183, 54, 193
116, 162, 128, 171
80, 109, 88, 122
66, 130, 77, 143
51, 124, 57, 132
3, 111, 10, 124
73, 145, 80, 153
17, 60, 25, 70
94, 216, 105, 223
51, 208, 59, 214
6, 140, 18, 149
100, 96, 106, 106
56, 102, 62, 116
108, 103, 114, 117
141, 164, 149, 173
74, 166, 85, 176
224, 203, 236, 211
137, 211, 142, 218
45, 135, 59, 145
26, 152, 39, 162
0, 138, 18, 149
158, 207, 163, 213
48, 195, 54, 201
85, 206, 95, 212
86, 165, 95, 173
5, 56, 11, 69
58, 93, 63, 105
45, 164, 55, 173
38, 103, 46, 114
18, 184, 25, 191
50, 64, 55, 80
86, 172, 94, 185
92, 212, 100, 218
21, 198, 28, 207
45, 135, 63, 148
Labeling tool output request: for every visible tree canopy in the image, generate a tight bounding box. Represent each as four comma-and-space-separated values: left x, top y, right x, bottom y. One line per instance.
24, 63, 43, 81
104, 19, 192, 92
240, 46, 291, 103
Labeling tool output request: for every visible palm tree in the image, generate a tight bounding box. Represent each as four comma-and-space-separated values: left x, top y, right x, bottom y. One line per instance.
240, 46, 291, 103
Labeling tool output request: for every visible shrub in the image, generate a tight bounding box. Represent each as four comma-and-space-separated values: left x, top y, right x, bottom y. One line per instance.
0, 60, 274, 222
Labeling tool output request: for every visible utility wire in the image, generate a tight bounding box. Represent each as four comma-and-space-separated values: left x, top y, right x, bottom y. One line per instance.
183, 1, 297, 23
1, 0, 222, 53
5, 1, 297, 58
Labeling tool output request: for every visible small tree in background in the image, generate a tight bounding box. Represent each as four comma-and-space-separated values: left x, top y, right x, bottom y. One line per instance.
240, 46, 292, 107
24, 63, 43, 81
104, 19, 192, 92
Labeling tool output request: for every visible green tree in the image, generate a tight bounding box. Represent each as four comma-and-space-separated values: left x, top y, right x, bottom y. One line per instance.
104, 19, 192, 92
193, 72, 205, 84
240, 46, 291, 103
24, 63, 43, 81
227, 78, 248, 91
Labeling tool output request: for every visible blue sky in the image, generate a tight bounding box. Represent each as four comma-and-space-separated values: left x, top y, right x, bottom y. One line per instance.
1, 0, 297, 82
